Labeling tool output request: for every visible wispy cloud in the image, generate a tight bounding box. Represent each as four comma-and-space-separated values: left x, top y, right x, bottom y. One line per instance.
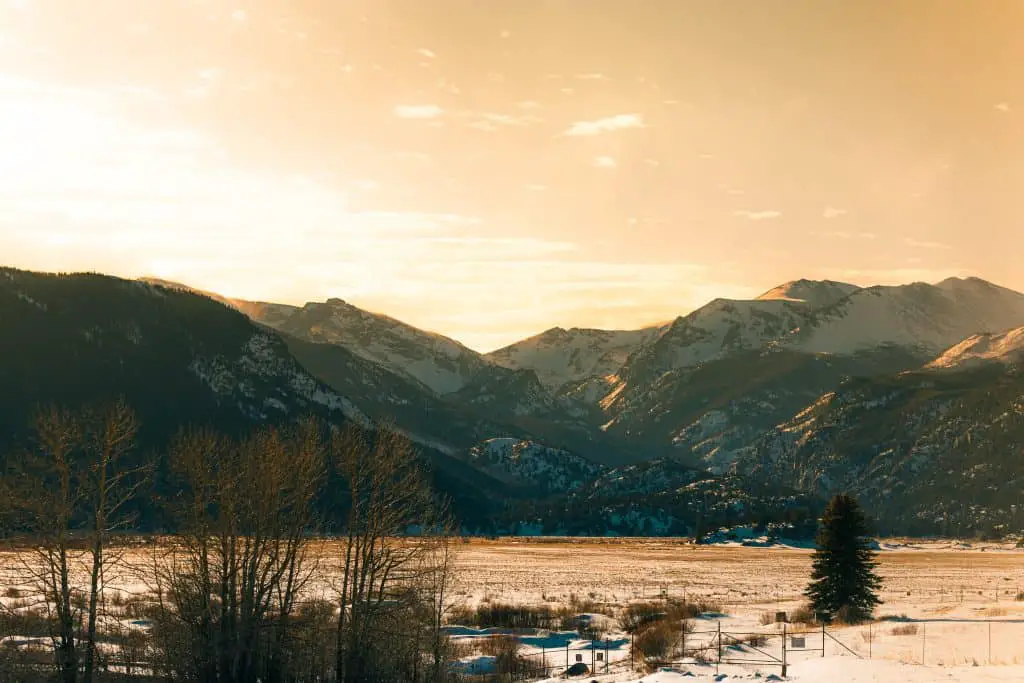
593, 156, 617, 169
903, 236, 952, 250
394, 104, 443, 119
460, 111, 542, 131
575, 73, 607, 81
823, 206, 847, 219
994, 102, 1011, 112
734, 210, 781, 221
564, 114, 644, 136
416, 48, 436, 59
809, 230, 876, 240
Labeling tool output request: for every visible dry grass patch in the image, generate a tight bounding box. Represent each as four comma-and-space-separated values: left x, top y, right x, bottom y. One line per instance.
891, 623, 919, 636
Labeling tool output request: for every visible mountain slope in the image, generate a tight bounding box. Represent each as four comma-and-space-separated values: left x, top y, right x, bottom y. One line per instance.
463, 438, 603, 495
601, 346, 928, 472
925, 326, 1024, 371
245, 297, 488, 395
784, 278, 1024, 355
740, 358, 1024, 535
486, 326, 663, 390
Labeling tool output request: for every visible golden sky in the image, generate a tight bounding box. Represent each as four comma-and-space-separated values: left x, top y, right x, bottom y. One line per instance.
1, 0, 1022, 351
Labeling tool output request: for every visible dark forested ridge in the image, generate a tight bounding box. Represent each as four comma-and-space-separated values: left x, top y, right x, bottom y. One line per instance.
0, 268, 508, 529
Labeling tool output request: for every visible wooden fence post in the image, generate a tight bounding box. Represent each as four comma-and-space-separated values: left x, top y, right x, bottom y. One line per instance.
782, 621, 788, 678
716, 621, 722, 675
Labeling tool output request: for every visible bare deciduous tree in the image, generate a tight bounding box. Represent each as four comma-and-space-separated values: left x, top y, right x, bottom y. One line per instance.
332, 425, 457, 683
154, 419, 326, 683
4, 401, 146, 683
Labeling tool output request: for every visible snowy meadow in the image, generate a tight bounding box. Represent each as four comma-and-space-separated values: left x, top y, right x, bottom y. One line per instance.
2, 536, 1024, 682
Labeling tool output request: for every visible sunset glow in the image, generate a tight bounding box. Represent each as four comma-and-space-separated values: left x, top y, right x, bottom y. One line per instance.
1, 0, 1022, 351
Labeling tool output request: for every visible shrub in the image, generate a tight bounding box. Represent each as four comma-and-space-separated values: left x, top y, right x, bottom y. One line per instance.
452, 602, 559, 629
621, 599, 722, 633
1016, 592, 1024, 602
836, 604, 871, 625
479, 635, 519, 657
620, 602, 667, 633
891, 624, 919, 636
789, 603, 818, 625
633, 620, 679, 665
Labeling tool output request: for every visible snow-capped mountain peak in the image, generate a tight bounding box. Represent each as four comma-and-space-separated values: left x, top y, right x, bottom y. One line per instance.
784, 278, 1024, 355
756, 279, 861, 307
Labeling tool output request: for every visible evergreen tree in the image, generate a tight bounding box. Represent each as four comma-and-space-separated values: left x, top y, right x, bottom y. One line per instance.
805, 493, 882, 623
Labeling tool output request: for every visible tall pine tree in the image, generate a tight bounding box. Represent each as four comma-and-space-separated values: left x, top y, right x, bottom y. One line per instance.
805, 494, 882, 623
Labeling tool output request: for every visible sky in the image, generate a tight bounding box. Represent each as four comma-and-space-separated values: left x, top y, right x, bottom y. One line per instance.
1, 0, 1022, 352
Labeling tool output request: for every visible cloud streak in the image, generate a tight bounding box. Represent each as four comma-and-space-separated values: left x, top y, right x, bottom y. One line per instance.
564, 114, 644, 136
904, 237, 952, 250
734, 210, 782, 221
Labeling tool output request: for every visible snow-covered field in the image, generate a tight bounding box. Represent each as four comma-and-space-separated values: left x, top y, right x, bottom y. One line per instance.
3, 537, 1023, 681
446, 538, 1024, 681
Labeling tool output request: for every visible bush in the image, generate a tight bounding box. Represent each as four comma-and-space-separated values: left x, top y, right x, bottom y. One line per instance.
789, 604, 818, 625
891, 624, 919, 636
633, 620, 679, 664
0, 607, 51, 638
620, 602, 667, 633
621, 599, 722, 633
836, 604, 871, 625
451, 602, 559, 629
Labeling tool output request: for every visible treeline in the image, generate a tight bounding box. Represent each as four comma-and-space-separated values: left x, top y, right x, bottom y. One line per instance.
0, 402, 461, 682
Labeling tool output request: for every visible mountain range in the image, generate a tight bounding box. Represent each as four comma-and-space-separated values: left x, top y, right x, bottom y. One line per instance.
5, 268, 1023, 536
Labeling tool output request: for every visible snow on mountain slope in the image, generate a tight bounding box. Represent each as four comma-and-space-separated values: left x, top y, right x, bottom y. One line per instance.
252, 298, 491, 395
485, 326, 664, 389
603, 298, 812, 412
756, 278, 861, 307
925, 326, 1024, 370
785, 278, 1024, 355
466, 438, 603, 494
